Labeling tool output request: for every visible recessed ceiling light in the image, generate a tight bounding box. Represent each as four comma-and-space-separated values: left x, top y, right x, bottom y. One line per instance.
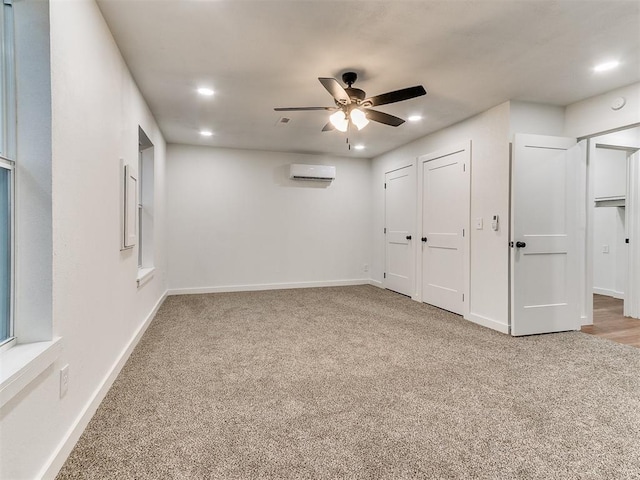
408, 115, 422, 122
593, 61, 620, 73
197, 87, 214, 96
199, 130, 213, 137
354, 144, 365, 150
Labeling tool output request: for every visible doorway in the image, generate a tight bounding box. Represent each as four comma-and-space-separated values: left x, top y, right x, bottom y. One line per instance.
582, 294, 640, 347
586, 126, 640, 329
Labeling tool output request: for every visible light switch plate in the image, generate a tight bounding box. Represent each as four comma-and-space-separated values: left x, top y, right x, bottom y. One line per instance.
475, 218, 483, 230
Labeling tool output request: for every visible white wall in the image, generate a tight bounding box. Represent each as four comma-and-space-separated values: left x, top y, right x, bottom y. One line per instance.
167, 145, 371, 293
0, 1, 168, 478
565, 82, 640, 138
509, 101, 565, 138
593, 206, 626, 298
372, 102, 511, 332
593, 126, 640, 149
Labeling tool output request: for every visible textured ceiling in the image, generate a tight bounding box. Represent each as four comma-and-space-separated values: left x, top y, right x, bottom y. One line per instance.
97, 0, 640, 158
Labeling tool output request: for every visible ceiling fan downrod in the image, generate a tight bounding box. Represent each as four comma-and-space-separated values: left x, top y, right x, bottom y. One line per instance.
342, 71, 358, 88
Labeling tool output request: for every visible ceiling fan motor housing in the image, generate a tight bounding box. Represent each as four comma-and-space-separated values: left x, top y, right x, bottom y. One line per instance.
345, 88, 366, 101
341, 71, 358, 86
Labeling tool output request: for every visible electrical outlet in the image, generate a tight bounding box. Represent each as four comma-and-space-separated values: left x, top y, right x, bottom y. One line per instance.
60, 364, 69, 398
363, 264, 369, 272
475, 218, 483, 230
602, 245, 609, 254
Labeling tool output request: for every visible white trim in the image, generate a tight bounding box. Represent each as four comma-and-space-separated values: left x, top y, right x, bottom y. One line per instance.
593, 288, 625, 300
0, 337, 62, 408
0, 336, 15, 353
167, 279, 371, 296
0, 155, 14, 168
466, 313, 510, 334
39, 291, 167, 480
136, 267, 155, 288
368, 279, 384, 289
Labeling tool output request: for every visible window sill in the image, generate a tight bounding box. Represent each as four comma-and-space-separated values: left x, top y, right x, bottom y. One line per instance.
0, 337, 62, 409
137, 267, 155, 288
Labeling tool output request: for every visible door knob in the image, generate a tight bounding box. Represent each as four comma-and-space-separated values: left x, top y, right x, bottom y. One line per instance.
515, 241, 526, 248
421, 237, 427, 243
406, 235, 412, 240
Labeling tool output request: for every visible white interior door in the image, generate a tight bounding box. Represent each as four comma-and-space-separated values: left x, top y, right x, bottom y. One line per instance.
625, 151, 640, 318
420, 145, 469, 315
511, 134, 586, 336
384, 165, 414, 296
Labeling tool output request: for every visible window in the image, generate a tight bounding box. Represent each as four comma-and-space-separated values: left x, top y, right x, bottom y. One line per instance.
137, 127, 154, 285
0, 0, 60, 409
0, 163, 12, 346
0, 0, 15, 348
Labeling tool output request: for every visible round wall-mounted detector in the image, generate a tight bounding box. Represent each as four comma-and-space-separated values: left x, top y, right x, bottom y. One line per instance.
611, 97, 626, 111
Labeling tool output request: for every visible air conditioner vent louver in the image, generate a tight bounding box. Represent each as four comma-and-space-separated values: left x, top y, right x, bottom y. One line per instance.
289, 164, 336, 181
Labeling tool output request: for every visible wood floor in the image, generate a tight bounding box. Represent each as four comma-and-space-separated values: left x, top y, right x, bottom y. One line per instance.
582, 294, 640, 348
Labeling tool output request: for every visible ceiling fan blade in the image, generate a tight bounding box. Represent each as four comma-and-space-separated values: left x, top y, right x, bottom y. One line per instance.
318, 77, 351, 104
365, 109, 405, 127
321, 122, 335, 132
365, 85, 426, 107
274, 106, 337, 111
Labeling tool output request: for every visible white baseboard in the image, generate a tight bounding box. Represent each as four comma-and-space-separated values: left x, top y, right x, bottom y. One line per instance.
466, 312, 510, 334
368, 279, 384, 289
40, 291, 168, 480
167, 279, 371, 295
593, 288, 624, 300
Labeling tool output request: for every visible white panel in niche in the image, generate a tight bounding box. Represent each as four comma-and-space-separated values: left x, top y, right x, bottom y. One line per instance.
122, 161, 137, 249
593, 147, 627, 200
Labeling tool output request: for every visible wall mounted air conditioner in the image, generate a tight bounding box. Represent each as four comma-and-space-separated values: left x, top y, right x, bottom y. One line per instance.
289, 164, 336, 181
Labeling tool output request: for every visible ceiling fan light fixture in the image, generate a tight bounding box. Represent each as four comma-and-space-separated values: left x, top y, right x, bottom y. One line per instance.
350, 108, 369, 130
330, 111, 349, 132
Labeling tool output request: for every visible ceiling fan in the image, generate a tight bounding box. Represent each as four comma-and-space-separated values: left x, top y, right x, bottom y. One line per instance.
274, 72, 427, 133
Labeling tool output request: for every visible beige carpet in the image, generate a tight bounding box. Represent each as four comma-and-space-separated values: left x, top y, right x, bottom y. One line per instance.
57, 285, 640, 479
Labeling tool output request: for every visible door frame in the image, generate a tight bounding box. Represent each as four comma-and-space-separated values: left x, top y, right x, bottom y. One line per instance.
383, 163, 416, 296
584, 130, 640, 323
416, 140, 471, 318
